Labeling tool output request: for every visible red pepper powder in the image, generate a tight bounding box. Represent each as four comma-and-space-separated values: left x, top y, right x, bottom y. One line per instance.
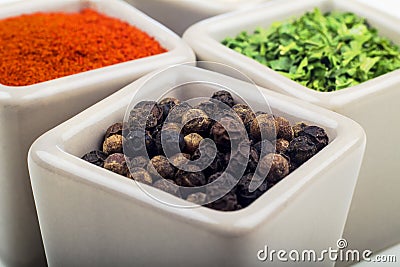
0, 8, 167, 86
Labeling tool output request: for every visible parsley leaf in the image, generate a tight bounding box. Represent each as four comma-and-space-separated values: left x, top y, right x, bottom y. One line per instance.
222, 8, 400, 92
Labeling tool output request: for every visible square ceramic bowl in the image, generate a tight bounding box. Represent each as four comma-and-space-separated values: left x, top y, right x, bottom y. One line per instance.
355, 0, 400, 20
125, 0, 268, 35
28, 65, 365, 267
0, 0, 194, 266
183, 0, 400, 256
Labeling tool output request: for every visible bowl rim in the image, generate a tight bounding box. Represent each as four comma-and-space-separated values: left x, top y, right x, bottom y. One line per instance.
0, 0, 193, 101
159, 0, 268, 13
182, 0, 400, 109
29, 65, 365, 237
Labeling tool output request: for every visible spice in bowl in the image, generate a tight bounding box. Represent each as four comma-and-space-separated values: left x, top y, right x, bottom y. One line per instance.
82, 90, 329, 211
0, 9, 166, 86
222, 8, 400, 91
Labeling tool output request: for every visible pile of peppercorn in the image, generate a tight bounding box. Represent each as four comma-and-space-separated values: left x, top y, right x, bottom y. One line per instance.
82, 90, 329, 211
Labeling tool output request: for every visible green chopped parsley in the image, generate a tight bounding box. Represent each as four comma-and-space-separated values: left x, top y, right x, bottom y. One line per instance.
222, 8, 400, 92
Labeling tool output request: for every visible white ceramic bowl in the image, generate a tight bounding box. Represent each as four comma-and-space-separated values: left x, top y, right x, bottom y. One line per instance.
355, 0, 400, 20
183, 0, 400, 256
125, 0, 269, 36
28, 65, 365, 267
0, 0, 194, 266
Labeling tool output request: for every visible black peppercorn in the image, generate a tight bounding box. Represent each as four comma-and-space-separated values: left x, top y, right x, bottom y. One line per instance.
158, 97, 180, 121
83, 90, 332, 212
127, 106, 161, 130
266, 153, 290, 183
236, 173, 268, 207
205, 172, 241, 211
159, 97, 180, 108
192, 145, 227, 177
297, 125, 329, 150
289, 161, 300, 173
150, 123, 163, 139
194, 100, 220, 118
134, 100, 155, 110
175, 165, 207, 187
232, 104, 256, 132
147, 155, 176, 180
186, 192, 207, 205
181, 108, 212, 136
154, 123, 185, 156
145, 133, 158, 158
255, 111, 268, 116
159, 122, 182, 132
126, 156, 149, 169
129, 101, 163, 131
124, 129, 157, 158
134, 100, 163, 125
275, 138, 290, 154
207, 172, 237, 192
209, 120, 229, 150
165, 102, 192, 124
211, 90, 235, 108
170, 153, 191, 170
183, 133, 203, 154
210, 116, 245, 152
275, 116, 294, 141
153, 179, 181, 198
253, 140, 276, 157
213, 152, 230, 174
292, 122, 309, 137
206, 192, 240, 211
250, 114, 277, 142
256, 153, 289, 184
206, 171, 223, 184
82, 150, 108, 167
127, 108, 147, 129
145, 113, 161, 130
103, 134, 123, 155
246, 146, 260, 173
227, 139, 251, 175
104, 122, 123, 139
286, 136, 318, 165
104, 153, 128, 176
127, 167, 153, 185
